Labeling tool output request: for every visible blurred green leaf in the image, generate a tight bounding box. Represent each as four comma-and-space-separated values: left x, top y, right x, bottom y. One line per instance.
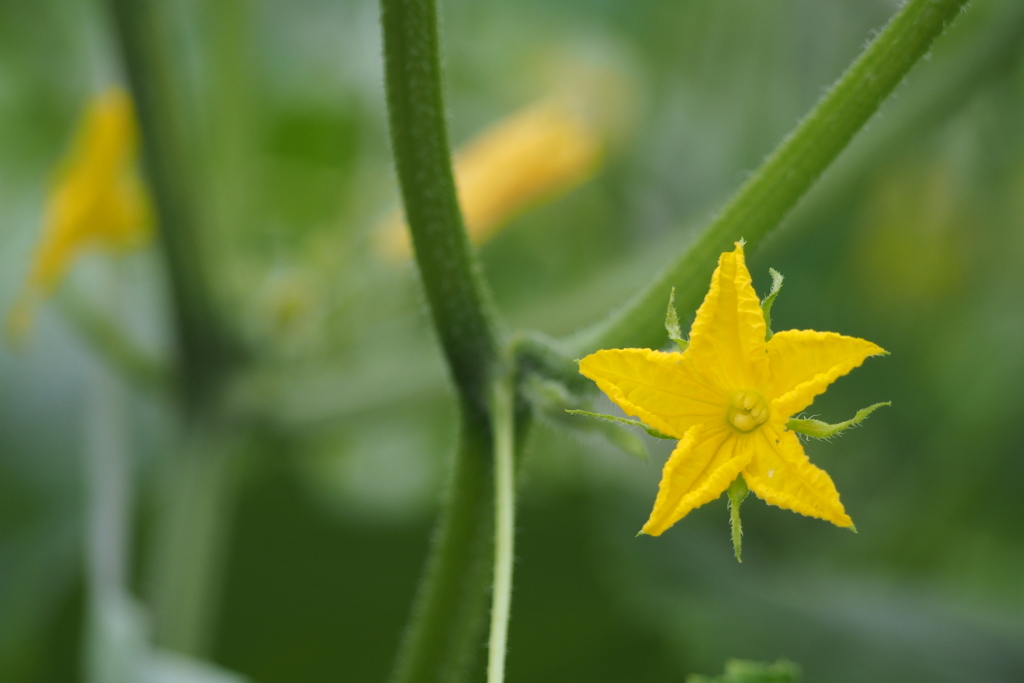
686, 659, 800, 683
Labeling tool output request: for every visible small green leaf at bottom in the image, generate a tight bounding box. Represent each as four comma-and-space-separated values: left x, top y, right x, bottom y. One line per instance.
686, 658, 801, 683
727, 476, 749, 563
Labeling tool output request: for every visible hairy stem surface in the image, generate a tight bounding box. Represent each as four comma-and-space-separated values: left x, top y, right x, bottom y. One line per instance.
380, 1, 509, 681
380, 0, 500, 414
388, 414, 495, 683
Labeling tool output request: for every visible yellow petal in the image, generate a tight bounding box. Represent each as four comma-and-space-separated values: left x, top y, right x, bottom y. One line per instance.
97, 173, 151, 249
455, 100, 600, 238
686, 242, 768, 393
579, 348, 729, 439
642, 425, 751, 536
10, 88, 150, 341
743, 424, 853, 527
767, 330, 885, 419
26, 87, 149, 293
72, 88, 137, 178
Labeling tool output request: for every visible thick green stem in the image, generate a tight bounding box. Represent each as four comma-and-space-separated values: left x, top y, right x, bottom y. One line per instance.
381, 2, 509, 680
380, 0, 501, 414
388, 413, 495, 683
106, 0, 250, 658
487, 375, 516, 683
146, 427, 241, 656
106, 0, 240, 413
568, 0, 971, 355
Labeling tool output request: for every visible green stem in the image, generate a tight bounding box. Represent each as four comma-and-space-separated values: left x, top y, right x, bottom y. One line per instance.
388, 413, 495, 683
381, 2, 510, 679
380, 0, 501, 414
106, 0, 240, 413
106, 0, 250, 658
147, 426, 241, 656
568, 0, 971, 355
83, 365, 142, 683
511, 331, 590, 394
781, 1, 1024, 244
487, 375, 516, 683
84, 366, 131, 601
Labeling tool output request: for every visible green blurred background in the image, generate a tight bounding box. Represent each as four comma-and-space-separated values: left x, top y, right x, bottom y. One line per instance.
2, 0, 1024, 681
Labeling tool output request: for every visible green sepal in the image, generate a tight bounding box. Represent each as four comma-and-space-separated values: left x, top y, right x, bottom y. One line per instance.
664, 288, 688, 352
599, 426, 649, 462
726, 475, 749, 563
522, 375, 651, 460
685, 658, 801, 683
761, 268, 784, 340
565, 409, 675, 441
786, 402, 890, 440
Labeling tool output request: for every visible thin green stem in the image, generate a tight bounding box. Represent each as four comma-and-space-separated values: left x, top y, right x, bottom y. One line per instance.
81, 266, 142, 682
388, 412, 495, 683
380, 0, 501, 415
487, 374, 516, 683
83, 365, 140, 683
84, 366, 131, 601
568, 0, 971, 355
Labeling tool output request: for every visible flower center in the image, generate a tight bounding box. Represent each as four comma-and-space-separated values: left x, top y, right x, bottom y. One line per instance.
727, 391, 769, 433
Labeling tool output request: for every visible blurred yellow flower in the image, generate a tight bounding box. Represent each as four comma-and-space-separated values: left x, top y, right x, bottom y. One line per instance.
9, 87, 151, 338
580, 243, 885, 536
378, 98, 602, 259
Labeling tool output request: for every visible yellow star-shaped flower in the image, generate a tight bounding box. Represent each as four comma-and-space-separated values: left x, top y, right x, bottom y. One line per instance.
580, 243, 885, 536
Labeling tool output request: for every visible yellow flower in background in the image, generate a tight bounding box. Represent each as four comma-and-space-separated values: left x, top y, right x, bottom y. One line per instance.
580, 243, 885, 536
378, 98, 602, 259
9, 87, 152, 338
